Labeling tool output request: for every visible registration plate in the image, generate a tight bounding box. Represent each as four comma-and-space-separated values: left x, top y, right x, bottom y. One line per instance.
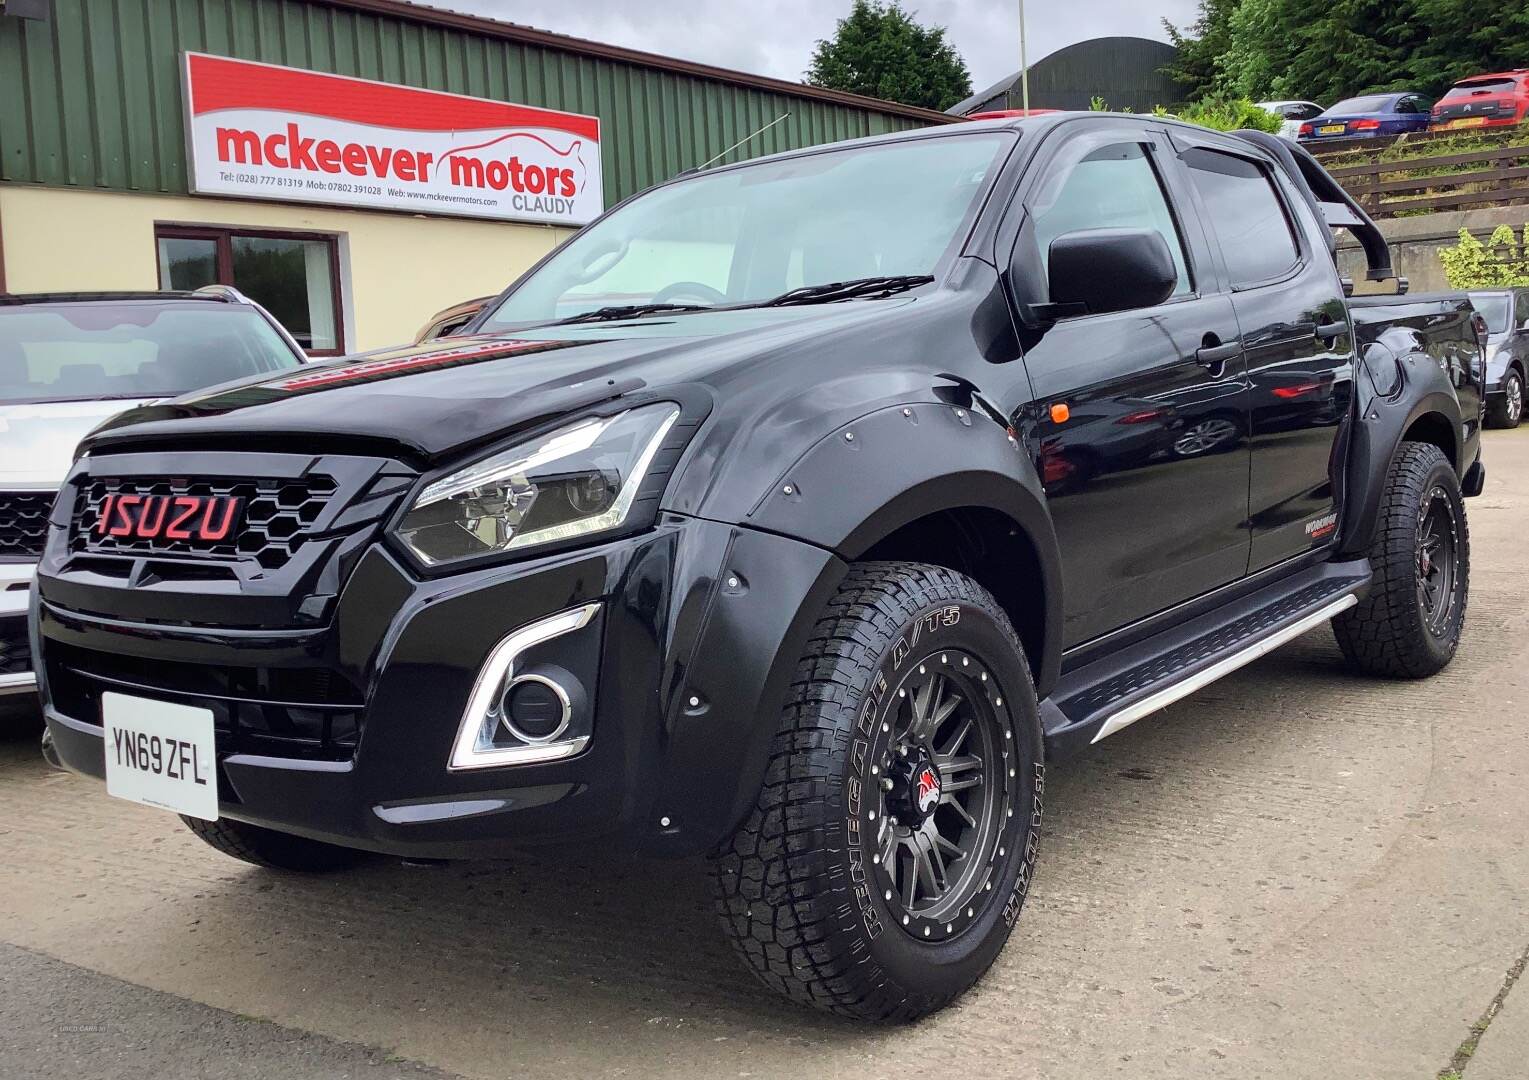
1318, 124, 1347, 135
102, 692, 218, 821
1448, 117, 1488, 129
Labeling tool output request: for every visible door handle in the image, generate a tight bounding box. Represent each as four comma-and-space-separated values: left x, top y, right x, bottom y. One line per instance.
1315, 320, 1350, 342
1196, 340, 1242, 371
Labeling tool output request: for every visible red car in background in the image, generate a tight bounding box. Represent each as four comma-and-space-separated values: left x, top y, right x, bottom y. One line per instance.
1432, 71, 1529, 131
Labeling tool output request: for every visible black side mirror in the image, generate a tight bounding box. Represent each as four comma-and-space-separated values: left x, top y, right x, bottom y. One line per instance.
1045, 227, 1178, 318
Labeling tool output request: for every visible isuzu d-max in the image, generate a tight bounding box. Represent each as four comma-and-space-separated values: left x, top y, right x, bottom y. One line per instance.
35, 114, 1486, 1022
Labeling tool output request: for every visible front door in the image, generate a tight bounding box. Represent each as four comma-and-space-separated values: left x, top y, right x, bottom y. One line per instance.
1008, 127, 1252, 647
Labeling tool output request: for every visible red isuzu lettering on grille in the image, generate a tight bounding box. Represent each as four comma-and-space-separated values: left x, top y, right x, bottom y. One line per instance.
94, 493, 242, 543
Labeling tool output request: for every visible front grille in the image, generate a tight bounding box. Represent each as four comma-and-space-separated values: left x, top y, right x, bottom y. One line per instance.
0, 623, 31, 676
0, 492, 53, 559
72, 475, 340, 570
46, 641, 363, 762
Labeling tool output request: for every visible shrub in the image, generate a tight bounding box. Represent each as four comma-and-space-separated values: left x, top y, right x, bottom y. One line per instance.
1173, 98, 1283, 133
1438, 226, 1529, 289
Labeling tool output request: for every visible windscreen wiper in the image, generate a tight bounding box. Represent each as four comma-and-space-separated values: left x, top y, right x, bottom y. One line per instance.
759, 275, 935, 307
555, 302, 714, 325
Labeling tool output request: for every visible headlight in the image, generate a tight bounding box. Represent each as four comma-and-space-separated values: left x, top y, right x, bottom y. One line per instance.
397, 403, 680, 566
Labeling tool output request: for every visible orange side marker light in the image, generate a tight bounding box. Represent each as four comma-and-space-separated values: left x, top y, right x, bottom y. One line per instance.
1050, 403, 1070, 424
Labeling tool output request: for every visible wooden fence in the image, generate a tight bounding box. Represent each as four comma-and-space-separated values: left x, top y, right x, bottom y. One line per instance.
1319, 143, 1529, 218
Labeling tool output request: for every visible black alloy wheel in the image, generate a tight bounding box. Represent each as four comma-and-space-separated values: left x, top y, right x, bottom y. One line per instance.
871, 651, 1014, 941
1415, 485, 1461, 639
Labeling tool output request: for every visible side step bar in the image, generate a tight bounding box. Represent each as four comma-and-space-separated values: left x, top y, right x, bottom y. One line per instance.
1041, 561, 1370, 758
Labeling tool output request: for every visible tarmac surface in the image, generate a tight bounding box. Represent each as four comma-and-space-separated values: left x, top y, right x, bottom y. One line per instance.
3, 426, 1528, 1080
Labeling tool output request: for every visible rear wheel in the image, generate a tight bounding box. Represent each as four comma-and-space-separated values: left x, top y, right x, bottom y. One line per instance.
711, 562, 1043, 1022
1333, 441, 1468, 678
1487, 370, 1523, 429
181, 816, 364, 872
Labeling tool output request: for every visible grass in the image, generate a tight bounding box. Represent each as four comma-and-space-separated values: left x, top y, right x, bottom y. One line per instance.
1434, 944, 1529, 1079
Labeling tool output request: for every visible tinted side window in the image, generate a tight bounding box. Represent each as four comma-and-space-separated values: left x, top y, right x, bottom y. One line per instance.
1294, 103, 1324, 120
1183, 148, 1301, 287
1031, 142, 1192, 299
1517, 290, 1529, 330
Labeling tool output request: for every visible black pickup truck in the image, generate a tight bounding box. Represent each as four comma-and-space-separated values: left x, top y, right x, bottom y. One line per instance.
34, 114, 1486, 1022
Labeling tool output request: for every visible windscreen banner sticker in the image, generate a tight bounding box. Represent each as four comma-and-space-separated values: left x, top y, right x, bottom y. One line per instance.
182, 52, 603, 225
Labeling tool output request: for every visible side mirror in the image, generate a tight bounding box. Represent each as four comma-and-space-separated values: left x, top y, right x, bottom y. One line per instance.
1044, 227, 1178, 318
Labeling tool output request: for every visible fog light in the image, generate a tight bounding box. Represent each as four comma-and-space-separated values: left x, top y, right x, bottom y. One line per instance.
447, 602, 599, 771
501, 673, 572, 743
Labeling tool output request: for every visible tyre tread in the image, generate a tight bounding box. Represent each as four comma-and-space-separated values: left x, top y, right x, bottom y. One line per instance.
709, 560, 1036, 1022
1333, 441, 1469, 678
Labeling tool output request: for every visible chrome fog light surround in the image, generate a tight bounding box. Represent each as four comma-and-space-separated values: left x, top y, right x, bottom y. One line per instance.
448, 602, 598, 770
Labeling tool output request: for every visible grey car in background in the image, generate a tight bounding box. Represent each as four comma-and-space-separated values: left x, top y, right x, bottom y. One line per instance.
1473, 289, 1529, 428
0, 288, 306, 731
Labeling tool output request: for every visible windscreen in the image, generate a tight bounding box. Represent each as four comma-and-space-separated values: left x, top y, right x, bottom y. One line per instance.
1471, 293, 1512, 335
1444, 79, 1517, 97
0, 302, 302, 405
481, 133, 1008, 328
1326, 96, 1395, 114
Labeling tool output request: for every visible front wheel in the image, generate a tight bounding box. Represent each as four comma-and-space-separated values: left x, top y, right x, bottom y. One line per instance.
1333, 441, 1469, 678
711, 562, 1044, 1022
1487, 371, 1524, 429
181, 815, 364, 872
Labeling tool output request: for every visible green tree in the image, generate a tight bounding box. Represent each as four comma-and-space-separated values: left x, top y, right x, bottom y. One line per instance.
1162, 0, 1242, 101
1405, 0, 1529, 94
1167, 0, 1529, 104
806, 1, 972, 112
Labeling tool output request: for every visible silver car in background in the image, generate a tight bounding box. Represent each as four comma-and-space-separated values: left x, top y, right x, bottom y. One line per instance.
1471, 289, 1528, 429
1257, 100, 1326, 140
0, 288, 306, 730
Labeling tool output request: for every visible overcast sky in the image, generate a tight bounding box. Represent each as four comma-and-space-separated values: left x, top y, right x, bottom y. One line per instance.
422, 1, 1202, 96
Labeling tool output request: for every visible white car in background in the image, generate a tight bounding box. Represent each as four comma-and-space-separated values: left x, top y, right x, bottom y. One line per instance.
1258, 100, 1326, 139
0, 287, 306, 732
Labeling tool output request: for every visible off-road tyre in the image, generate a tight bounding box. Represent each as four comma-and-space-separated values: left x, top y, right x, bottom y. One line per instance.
711, 561, 1044, 1023
1486, 370, 1523, 429
1333, 441, 1469, 678
181, 815, 364, 872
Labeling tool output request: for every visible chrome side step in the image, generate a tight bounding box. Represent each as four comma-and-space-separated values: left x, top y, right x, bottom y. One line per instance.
1040, 561, 1371, 759
1090, 594, 1356, 743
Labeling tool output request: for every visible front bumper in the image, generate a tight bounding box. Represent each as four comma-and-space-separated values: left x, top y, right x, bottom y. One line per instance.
1, 560, 38, 695
39, 514, 842, 859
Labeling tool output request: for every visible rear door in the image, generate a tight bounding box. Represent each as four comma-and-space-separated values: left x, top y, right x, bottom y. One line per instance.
1172, 132, 1356, 572
1006, 122, 1252, 647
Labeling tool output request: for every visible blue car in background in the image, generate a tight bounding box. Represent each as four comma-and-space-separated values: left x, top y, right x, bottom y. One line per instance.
1298, 92, 1434, 141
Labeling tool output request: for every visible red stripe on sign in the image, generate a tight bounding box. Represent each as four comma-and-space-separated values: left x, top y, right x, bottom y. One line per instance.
186, 53, 600, 142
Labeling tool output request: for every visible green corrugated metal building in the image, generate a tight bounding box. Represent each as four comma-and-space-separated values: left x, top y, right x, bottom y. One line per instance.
0, 0, 947, 349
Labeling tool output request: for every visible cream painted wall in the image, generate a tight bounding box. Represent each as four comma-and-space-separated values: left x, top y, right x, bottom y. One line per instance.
0, 185, 570, 351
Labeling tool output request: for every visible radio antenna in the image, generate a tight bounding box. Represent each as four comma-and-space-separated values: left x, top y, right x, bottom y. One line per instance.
695, 113, 791, 170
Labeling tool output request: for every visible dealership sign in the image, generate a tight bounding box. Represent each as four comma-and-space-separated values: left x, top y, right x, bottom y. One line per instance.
181, 52, 603, 225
